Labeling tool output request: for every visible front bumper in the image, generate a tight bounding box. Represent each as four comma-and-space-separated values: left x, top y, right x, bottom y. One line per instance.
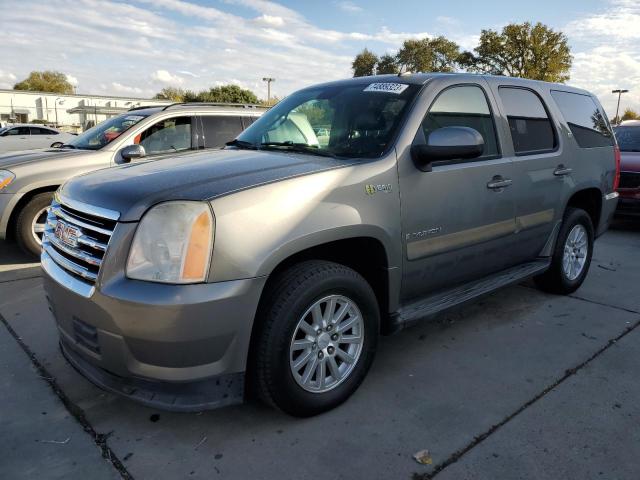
43, 255, 266, 411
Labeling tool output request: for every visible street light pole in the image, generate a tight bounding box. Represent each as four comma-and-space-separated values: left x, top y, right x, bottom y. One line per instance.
262, 77, 275, 104
612, 89, 629, 125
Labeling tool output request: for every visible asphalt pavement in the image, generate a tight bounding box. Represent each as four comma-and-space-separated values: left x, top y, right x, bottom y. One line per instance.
0, 220, 639, 480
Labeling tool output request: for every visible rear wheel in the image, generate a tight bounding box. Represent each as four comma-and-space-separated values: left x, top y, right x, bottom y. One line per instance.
15, 192, 53, 258
252, 260, 379, 417
534, 207, 594, 295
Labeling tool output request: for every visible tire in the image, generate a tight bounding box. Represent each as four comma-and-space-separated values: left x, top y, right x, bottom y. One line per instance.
15, 192, 54, 258
252, 260, 379, 417
534, 207, 594, 295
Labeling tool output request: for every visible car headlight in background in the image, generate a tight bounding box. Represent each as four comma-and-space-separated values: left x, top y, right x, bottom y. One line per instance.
127, 201, 214, 284
0, 170, 15, 191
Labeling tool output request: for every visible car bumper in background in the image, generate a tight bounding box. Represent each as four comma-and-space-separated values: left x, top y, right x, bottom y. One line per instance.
42, 257, 267, 411
616, 189, 640, 217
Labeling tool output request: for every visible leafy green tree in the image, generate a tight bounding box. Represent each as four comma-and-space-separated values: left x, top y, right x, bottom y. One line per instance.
621, 108, 639, 122
352, 48, 379, 77
460, 22, 572, 82
196, 85, 259, 104
153, 87, 186, 102
377, 54, 399, 74
396, 36, 461, 73
14, 70, 74, 94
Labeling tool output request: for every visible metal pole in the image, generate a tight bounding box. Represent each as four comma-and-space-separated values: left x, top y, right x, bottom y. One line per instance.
612, 89, 629, 125
262, 77, 275, 104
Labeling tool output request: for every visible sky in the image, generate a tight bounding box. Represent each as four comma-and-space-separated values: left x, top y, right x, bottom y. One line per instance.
0, 0, 638, 116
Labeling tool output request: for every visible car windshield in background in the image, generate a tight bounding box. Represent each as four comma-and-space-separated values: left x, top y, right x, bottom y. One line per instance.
65, 114, 149, 150
614, 126, 640, 152
235, 82, 420, 159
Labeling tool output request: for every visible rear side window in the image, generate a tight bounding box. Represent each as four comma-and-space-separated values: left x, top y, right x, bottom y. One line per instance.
421, 84, 500, 159
200, 116, 244, 148
499, 87, 556, 155
550, 90, 613, 148
31, 127, 56, 135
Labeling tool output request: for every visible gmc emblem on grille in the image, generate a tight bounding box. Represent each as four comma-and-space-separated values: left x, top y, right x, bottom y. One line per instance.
54, 221, 80, 248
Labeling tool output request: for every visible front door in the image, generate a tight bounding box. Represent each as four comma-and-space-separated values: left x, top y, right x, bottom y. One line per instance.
398, 81, 517, 302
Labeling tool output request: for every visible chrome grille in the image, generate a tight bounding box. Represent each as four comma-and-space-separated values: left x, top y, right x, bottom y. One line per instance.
42, 195, 119, 286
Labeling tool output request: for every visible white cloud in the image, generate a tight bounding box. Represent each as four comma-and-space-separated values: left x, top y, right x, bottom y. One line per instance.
111, 82, 144, 95
177, 70, 199, 78
0, 70, 17, 89
254, 14, 285, 27
336, 1, 362, 13
151, 69, 184, 85
65, 74, 78, 86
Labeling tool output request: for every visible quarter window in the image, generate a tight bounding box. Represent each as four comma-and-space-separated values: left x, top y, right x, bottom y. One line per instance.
499, 87, 556, 155
550, 90, 613, 148
199, 116, 243, 148
421, 85, 500, 159
138, 116, 192, 155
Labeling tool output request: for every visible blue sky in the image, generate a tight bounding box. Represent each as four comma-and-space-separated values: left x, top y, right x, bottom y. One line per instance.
0, 0, 638, 115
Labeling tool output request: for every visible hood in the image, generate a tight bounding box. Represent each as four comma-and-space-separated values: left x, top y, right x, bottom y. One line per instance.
61, 149, 355, 221
0, 148, 91, 169
620, 151, 640, 172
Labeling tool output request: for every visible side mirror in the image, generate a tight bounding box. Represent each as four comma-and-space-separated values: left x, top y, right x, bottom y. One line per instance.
120, 144, 146, 163
411, 126, 484, 172
50, 141, 64, 148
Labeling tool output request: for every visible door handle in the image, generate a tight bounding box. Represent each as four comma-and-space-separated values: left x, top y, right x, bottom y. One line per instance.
554, 165, 572, 176
487, 176, 513, 190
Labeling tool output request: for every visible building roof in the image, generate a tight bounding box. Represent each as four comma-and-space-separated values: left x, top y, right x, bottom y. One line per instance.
0, 88, 169, 103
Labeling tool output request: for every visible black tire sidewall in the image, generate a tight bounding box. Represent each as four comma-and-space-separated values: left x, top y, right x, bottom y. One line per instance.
260, 263, 379, 416
16, 192, 53, 257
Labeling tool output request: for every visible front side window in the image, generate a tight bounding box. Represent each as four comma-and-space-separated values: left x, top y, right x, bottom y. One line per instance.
5, 127, 30, 136
551, 90, 613, 148
235, 82, 420, 159
499, 87, 556, 155
138, 116, 192, 155
67, 113, 148, 150
420, 84, 499, 158
614, 126, 640, 152
199, 116, 243, 148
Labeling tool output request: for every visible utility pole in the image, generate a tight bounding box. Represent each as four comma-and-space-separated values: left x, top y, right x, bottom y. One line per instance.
262, 77, 275, 104
612, 89, 629, 125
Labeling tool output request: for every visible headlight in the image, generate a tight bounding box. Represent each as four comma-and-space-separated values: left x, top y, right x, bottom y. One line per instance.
126, 202, 214, 284
0, 170, 15, 191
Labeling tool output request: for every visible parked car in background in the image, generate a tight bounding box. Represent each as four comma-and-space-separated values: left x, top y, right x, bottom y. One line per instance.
42, 74, 618, 417
0, 103, 265, 256
0, 124, 76, 153
613, 120, 640, 216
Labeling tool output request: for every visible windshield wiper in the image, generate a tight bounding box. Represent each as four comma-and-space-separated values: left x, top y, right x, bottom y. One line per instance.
225, 139, 258, 150
259, 142, 336, 158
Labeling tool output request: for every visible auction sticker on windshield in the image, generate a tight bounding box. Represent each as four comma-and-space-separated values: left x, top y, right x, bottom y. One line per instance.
364, 83, 409, 94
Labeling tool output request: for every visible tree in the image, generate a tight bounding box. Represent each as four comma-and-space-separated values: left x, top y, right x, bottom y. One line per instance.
396, 36, 461, 73
153, 87, 186, 102
14, 70, 74, 94
352, 48, 378, 77
197, 85, 259, 104
460, 22, 572, 82
621, 108, 639, 122
377, 54, 399, 75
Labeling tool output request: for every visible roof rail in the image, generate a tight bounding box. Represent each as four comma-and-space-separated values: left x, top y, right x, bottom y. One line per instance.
127, 105, 159, 111
161, 102, 266, 111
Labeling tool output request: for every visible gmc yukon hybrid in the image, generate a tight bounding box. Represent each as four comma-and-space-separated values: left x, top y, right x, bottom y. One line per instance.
42, 74, 619, 417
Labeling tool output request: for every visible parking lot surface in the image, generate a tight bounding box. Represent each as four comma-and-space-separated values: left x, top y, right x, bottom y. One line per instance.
1, 220, 639, 480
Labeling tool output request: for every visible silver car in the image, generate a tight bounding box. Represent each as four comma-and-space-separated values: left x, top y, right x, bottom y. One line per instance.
0, 103, 265, 256
0, 124, 75, 153
42, 74, 619, 417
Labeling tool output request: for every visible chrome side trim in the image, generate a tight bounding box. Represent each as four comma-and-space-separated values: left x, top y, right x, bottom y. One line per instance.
42, 241, 98, 282
41, 250, 95, 298
604, 191, 619, 201
56, 192, 120, 221
50, 206, 113, 236
43, 229, 102, 267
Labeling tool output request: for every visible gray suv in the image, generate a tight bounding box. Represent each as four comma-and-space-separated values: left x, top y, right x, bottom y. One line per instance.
0, 103, 264, 256
42, 74, 619, 417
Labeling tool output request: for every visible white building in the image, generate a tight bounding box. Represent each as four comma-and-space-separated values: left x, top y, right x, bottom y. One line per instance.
0, 89, 170, 132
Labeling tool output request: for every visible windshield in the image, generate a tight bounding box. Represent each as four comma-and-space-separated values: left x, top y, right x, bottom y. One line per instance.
614, 126, 640, 152
235, 82, 420, 158
66, 113, 148, 150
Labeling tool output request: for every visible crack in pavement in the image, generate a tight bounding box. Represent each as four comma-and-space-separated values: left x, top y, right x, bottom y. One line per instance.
0, 312, 134, 480
0, 274, 42, 285
412, 314, 640, 480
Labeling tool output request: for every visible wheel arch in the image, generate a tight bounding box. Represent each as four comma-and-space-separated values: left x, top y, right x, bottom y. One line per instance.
565, 187, 602, 230
5, 185, 58, 241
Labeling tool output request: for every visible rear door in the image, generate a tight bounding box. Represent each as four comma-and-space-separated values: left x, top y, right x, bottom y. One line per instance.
398, 79, 518, 301
196, 115, 244, 149
487, 82, 566, 263
30, 127, 58, 148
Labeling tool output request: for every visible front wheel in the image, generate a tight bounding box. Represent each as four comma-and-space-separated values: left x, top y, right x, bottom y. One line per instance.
15, 192, 54, 258
534, 207, 594, 295
252, 261, 379, 417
